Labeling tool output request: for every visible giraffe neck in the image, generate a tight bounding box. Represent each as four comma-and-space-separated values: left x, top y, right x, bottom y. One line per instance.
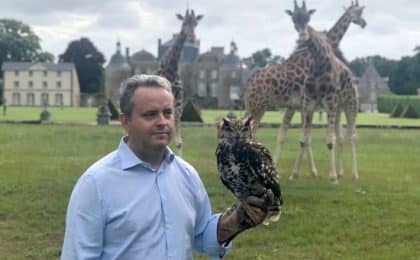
326, 10, 352, 48
307, 27, 335, 71
158, 30, 187, 83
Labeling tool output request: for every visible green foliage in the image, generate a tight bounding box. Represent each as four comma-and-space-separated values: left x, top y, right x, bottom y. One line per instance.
389, 48, 420, 95
246, 48, 283, 69
389, 104, 404, 118
181, 99, 203, 122
400, 104, 419, 118
349, 55, 398, 77
2, 126, 420, 259
107, 99, 119, 120
0, 19, 54, 71
59, 37, 105, 94
348, 52, 420, 95
377, 95, 420, 115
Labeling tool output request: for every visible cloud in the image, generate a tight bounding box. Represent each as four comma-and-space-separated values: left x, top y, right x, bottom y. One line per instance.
0, 0, 419, 62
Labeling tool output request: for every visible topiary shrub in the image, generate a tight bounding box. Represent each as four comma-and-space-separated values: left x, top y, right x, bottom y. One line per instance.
400, 104, 419, 118
107, 99, 120, 120
389, 104, 404, 118
181, 100, 203, 122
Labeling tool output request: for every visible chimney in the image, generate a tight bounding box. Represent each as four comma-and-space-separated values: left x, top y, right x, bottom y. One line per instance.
125, 47, 130, 64
158, 38, 162, 59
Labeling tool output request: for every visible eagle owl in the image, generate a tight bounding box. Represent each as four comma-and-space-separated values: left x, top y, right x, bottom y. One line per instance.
216, 116, 283, 223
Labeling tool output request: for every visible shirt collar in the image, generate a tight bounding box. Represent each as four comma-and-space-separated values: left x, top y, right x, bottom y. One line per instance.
118, 136, 175, 170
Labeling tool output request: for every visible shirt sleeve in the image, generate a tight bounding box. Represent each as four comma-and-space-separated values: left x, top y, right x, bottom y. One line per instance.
61, 173, 104, 260
190, 170, 232, 258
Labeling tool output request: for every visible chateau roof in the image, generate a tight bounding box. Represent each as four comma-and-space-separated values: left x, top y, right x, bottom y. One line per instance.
2, 62, 75, 71
107, 41, 130, 69
131, 49, 156, 61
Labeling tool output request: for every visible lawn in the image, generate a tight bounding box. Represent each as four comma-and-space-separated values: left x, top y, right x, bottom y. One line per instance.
2, 107, 420, 126
0, 124, 419, 259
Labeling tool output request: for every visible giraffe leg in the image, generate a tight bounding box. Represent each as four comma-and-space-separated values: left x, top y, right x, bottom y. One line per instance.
174, 117, 182, 156
173, 86, 183, 156
345, 106, 358, 181
306, 137, 318, 177
326, 109, 338, 184
301, 112, 318, 177
273, 108, 295, 170
290, 103, 314, 180
335, 109, 344, 179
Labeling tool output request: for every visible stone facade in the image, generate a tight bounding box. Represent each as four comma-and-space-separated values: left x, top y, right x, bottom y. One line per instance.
354, 60, 390, 112
2, 62, 80, 107
105, 40, 248, 109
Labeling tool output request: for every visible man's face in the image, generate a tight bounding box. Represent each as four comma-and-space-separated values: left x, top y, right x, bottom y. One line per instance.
120, 86, 174, 155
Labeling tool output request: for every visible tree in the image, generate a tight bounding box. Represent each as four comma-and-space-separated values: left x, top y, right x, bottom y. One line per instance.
0, 19, 54, 104
246, 48, 283, 69
0, 19, 54, 67
348, 55, 398, 77
59, 37, 106, 94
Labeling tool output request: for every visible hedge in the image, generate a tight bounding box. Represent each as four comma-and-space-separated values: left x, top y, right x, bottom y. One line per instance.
377, 95, 420, 114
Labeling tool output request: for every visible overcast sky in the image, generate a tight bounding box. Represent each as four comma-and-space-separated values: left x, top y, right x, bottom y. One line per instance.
1, 0, 419, 65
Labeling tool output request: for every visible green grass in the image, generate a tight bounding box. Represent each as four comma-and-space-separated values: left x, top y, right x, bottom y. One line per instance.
1, 124, 420, 259
2, 107, 420, 126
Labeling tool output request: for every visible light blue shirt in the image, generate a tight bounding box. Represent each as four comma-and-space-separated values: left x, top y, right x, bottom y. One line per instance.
61, 137, 230, 259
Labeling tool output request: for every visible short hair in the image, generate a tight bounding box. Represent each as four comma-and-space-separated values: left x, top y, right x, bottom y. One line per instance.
119, 74, 172, 117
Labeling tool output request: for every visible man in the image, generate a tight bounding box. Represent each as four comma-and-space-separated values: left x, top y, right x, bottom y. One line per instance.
61, 74, 270, 259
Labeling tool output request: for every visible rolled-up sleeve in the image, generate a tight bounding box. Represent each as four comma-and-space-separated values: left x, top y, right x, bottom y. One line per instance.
61, 174, 104, 260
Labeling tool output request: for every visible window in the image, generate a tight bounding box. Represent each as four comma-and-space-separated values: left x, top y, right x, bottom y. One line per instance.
210, 83, 217, 97
12, 93, 21, 105
56, 81, 62, 88
55, 93, 63, 106
43, 71, 48, 77
211, 70, 218, 79
41, 93, 49, 106
29, 70, 33, 77
27, 93, 35, 106
231, 71, 237, 78
198, 82, 206, 97
230, 86, 240, 100
199, 70, 206, 79
14, 81, 19, 88
43, 81, 48, 88
28, 81, 33, 88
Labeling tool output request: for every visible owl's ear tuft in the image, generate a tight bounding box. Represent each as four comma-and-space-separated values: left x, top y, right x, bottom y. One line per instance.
217, 117, 231, 130
243, 116, 253, 126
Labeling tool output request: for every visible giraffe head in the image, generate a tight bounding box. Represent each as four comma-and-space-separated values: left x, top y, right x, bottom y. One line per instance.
286, 0, 316, 42
345, 0, 367, 28
176, 9, 203, 42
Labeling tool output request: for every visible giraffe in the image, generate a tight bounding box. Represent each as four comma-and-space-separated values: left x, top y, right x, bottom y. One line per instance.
244, 0, 365, 179
156, 9, 203, 156
286, 1, 359, 183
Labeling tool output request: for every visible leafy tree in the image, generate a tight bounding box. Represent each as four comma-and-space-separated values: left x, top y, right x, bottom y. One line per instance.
0, 19, 54, 67
59, 37, 106, 94
348, 55, 398, 77
246, 48, 283, 69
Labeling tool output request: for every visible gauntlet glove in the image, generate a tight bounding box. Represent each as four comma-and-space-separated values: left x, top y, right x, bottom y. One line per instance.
217, 195, 270, 245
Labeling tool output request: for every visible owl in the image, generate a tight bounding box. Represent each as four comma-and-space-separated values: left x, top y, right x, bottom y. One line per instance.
216, 116, 283, 223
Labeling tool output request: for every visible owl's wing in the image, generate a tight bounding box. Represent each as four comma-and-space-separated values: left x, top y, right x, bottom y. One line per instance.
244, 141, 281, 199
216, 142, 236, 195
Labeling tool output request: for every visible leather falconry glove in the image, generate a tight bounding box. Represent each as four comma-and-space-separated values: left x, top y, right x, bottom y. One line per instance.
217, 195, 271, 245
